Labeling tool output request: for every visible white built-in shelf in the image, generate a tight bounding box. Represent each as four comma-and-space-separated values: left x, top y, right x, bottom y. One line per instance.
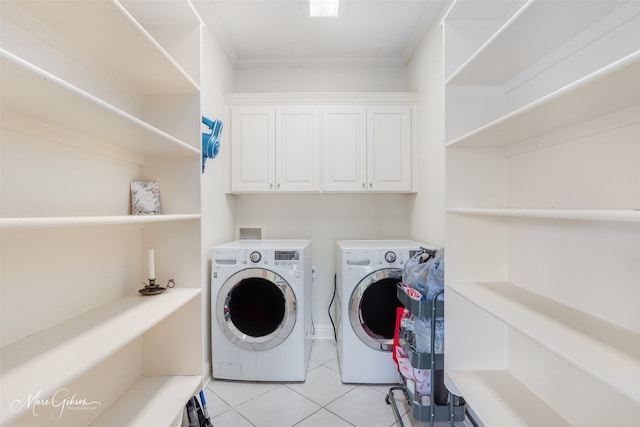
445, 0, 630, 85
443, 1, 639, 424
442, 0, 525, 22
0, 214, 201, 230
4, 0, 198, 93
446, 208, 640, 222
446, 370, 571, 427
119, 0, 203, 26
89, 375, 202, 427
0, 50, 199, 157
447, 282, 640, 404
0, 288, 201, 425
446, 51, 640, 147
441, 0, 528, 80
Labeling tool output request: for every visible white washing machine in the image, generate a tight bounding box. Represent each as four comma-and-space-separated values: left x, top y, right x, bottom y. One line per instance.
211, 240, 312, 381
336, 239, 431, 383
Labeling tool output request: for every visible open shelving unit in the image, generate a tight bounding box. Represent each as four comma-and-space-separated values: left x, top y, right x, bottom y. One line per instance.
0, 214, 202, 230
1, 0, 200, 93
445, 370, 571, 427
89, 375, 203, 427
446, 208, 640, 223
448, 282, 640, 402
1, 290, 201, 424
443, 0, 640, 425
0, 51, 199, 157
446, 52, 640, 149
0, 1, 204, 426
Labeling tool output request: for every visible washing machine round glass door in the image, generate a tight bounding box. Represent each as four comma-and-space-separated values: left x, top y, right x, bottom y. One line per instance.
217, 268, 296, 351
349, 268, 402, 351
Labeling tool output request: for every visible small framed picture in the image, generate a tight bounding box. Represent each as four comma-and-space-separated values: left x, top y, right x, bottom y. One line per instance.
131, 181, 160, 215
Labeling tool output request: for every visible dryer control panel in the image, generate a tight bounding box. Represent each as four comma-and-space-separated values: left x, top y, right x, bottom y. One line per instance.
342, 247, 417, 270
372, 248, 413, 267
214, 248, 302, 267
235, 249, 302, 268
213, 249, 238, 266
273, 250, 300, 267
343, 249, 373, 268
213, 248, 303, 272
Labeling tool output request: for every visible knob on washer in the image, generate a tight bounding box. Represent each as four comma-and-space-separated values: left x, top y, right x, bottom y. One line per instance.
250, 251, 262, 263
385, 251, 397, 263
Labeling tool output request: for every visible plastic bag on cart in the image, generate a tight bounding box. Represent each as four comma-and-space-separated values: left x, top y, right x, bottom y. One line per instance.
414, 316, 444, 354
402, 251, 431, 294
425, 248, 445, 301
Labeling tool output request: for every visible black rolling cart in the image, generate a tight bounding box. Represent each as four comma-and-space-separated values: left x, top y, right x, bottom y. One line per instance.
386, 286, 466, 427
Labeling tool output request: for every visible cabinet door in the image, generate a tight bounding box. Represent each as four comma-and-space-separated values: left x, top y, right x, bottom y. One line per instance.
230, 106, 276, 192
367, 106, 412, 192
322, 107, 367, 192
275, 106, 321, 192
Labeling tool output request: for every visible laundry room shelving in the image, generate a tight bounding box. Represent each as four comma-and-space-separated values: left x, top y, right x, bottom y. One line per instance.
0, 1, 204, 426
443, 0, 640, 425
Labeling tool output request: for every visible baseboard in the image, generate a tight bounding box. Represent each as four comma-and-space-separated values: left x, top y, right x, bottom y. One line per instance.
311, 323, 336, 340
202, 360, 212, 386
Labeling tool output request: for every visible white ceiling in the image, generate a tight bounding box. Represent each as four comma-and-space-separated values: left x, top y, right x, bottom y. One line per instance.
192, 0, 446, 67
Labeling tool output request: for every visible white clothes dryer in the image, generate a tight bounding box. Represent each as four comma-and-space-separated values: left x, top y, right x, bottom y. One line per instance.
336, 240, 431, 383
211, 240, 312, 381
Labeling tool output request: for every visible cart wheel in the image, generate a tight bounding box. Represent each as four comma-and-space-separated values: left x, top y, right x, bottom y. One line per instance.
385, 394, 391, 404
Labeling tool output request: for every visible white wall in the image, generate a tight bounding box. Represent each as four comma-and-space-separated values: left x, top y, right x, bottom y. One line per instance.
406, 6, 448, 248
234, 60, 408, 92
200, 26, 236, 374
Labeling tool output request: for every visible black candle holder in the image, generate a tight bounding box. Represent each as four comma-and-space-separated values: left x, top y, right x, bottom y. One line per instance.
139, 278, 175, 296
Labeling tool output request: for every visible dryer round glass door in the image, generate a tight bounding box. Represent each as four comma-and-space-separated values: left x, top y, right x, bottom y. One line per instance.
349, 268, 403, 351
217, 268, 296, 351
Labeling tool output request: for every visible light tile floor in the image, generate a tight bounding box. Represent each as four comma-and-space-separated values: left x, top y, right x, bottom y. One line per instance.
203, 339, 468, 427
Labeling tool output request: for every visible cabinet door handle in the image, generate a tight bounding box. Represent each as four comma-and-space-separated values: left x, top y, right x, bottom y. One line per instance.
277, 183, 280, 189
270, 183, 273, 189
369, 183, 373, 188
362, 183, 365, 189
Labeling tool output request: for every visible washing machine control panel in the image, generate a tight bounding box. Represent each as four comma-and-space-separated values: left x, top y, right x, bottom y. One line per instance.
372, 248, 417, 267
275, 250, 299, 261
227, 249, 301, 268
343, 248, 419, 269
384, 251, 397, 263
273, 250, 300, 267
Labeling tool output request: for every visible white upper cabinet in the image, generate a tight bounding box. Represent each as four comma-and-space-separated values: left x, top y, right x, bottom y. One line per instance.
322, 107, 367, 192
323, 106, 412, 192
229, 106, 321, 192
230, 106, 276, 192
227, 94, 415, 194
366, 106, 412, 192
276, 106, 322, 192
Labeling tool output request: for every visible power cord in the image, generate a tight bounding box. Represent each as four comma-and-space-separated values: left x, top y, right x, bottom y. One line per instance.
328, 273, 337, 342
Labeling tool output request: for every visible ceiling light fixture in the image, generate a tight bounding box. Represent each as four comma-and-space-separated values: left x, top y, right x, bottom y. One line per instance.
310, 0, 339, 17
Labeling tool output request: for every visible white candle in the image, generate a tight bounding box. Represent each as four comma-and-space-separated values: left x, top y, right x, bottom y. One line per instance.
148, 248, 156, 280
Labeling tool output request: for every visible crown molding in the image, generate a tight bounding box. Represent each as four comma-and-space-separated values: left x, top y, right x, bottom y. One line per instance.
234, 56, 407, 70
224, 92, 417, 105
